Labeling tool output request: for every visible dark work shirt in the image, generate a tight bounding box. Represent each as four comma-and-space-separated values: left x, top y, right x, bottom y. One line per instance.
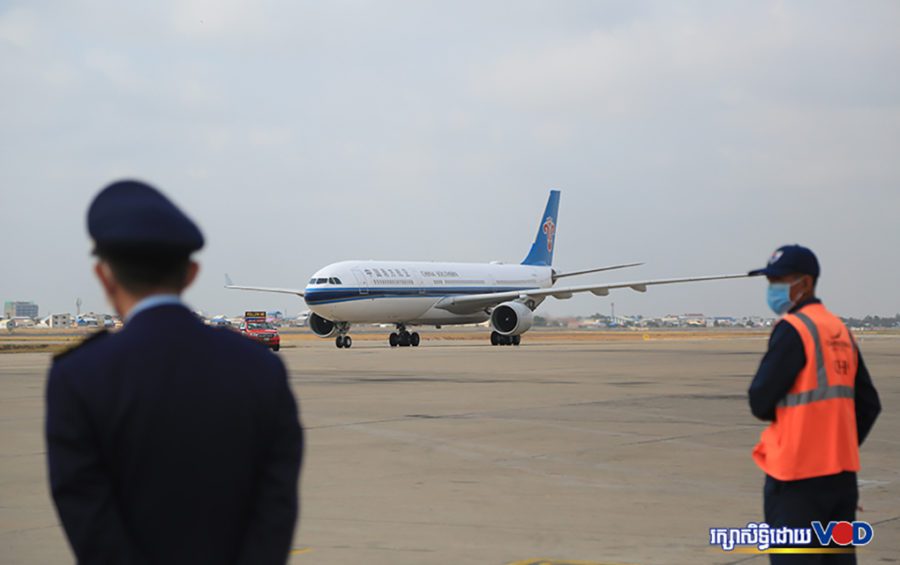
748, 298, 881, 445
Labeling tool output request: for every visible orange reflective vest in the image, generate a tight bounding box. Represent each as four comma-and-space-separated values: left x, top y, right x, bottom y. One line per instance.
753, 303, 860, 481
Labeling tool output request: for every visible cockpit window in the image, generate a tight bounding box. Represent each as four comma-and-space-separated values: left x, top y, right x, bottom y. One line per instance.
311, 277, 343, 285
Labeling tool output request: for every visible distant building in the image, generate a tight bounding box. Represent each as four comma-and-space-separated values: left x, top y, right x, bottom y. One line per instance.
49, 314, 73, 328
10, 317, 35, 328
680, 313, 706, 327
38, 315, 72, 329
4, 301, 38, 319
660, 315, 681, 327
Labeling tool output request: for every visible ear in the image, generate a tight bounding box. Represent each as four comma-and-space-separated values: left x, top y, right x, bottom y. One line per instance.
798, 274, 815, 299
94, 261, 117, 295
183, 261, 200, 290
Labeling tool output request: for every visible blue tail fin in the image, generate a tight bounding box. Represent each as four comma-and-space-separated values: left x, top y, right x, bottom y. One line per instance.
521, 190, 560, 266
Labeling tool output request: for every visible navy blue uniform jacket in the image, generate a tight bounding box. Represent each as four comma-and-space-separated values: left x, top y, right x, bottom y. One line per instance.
46, 305, 303, 564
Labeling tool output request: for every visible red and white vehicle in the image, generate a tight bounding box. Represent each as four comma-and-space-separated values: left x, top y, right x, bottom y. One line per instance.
240, 311, 280, 351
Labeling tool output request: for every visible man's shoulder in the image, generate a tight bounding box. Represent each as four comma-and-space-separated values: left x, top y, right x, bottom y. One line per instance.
52, 330, 113, 366
770, 317, 799, 337
767, 318, 803, 350
203, 325, 284, 367
199, 327, 288, 396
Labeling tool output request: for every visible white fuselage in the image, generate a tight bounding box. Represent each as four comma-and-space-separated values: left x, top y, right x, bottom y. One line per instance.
303, 260, 553, 325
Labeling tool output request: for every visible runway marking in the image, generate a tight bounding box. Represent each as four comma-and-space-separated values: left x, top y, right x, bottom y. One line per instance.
871, 514, 900, 526
506, 559, 640, 565
290, 547, 313, 555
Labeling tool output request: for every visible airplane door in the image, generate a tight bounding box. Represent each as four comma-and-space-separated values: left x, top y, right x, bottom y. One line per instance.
412, 270, 427, 295
352, 269, 369, 295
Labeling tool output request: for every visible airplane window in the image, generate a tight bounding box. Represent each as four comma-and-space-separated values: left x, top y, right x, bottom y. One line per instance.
333, 277, 342, 284
309, 278, 316, 284
328, 278, 336, 284
317, 278, 328, 284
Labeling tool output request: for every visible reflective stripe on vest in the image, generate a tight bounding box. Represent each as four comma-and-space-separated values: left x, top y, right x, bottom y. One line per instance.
777, 312, 854, 408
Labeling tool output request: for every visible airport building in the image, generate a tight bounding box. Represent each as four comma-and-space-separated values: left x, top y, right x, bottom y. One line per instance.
4, 301, 38, 319
39, 314, 73, 328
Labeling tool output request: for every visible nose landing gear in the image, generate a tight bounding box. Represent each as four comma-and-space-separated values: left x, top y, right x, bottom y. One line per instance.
389, 325, 420, 347
334, 322, 352, 348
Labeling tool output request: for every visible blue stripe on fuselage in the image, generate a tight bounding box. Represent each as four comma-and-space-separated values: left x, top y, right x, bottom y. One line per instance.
304, 286, 537, 305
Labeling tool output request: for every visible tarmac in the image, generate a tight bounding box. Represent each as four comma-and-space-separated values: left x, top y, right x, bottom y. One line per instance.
1, 331, 897, 564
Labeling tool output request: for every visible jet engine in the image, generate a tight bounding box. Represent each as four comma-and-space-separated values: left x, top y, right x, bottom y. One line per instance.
308, 312, 338, 338
490, 301, 534, 336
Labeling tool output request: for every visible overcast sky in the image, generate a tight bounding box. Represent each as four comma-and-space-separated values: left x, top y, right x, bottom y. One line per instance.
1, 1, 898, 319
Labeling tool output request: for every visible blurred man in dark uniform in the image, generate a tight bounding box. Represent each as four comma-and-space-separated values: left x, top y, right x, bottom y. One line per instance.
748, 245, 880, 564
46, 180, 303, 564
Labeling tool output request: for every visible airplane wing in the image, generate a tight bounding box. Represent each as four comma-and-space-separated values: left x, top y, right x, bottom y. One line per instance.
224, 274, 305, 298
433, 273, 749, 315
553, 262, 643, 281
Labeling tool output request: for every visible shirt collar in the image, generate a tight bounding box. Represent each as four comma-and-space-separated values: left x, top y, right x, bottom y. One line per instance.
789, 297, 821, 314
125, 294, 185, 323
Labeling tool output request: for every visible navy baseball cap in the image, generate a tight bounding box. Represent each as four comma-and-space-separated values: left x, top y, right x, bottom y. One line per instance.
88, 180, 204, 256
749, 245, 820, 279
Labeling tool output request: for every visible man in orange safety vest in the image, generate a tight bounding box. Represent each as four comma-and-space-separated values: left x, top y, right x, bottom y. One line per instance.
748, 245, 880, 564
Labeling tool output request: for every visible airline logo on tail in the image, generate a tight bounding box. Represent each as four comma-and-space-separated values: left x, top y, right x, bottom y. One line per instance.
543, 217, 556, 252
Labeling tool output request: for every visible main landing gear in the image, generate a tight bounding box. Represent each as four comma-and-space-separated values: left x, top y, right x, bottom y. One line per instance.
490, 331, 520, 346
389, 325, 420, 347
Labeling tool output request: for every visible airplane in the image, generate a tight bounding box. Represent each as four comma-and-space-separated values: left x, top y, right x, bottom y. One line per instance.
226, 190, 747, 349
